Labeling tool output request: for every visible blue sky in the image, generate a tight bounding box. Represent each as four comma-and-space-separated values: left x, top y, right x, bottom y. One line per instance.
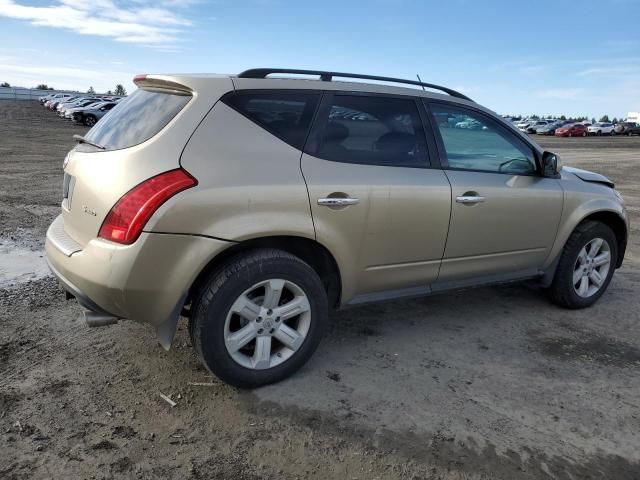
1, 0, 639, 118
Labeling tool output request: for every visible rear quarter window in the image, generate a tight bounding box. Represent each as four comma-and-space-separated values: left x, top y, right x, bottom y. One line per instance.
81, 88, 191, 151
222, 91, 320, 150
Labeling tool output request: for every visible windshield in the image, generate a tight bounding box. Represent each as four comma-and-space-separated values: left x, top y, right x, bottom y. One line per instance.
82, 88, 191, 151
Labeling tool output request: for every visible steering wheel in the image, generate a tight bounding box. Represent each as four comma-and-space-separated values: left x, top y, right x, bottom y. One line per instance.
499, 158, 532, 173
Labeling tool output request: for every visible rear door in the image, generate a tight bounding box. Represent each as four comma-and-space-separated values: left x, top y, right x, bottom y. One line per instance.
301, 92, 451, 302
426, 101, 563, 286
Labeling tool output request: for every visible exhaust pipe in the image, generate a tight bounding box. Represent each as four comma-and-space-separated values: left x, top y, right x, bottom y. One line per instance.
82, 310, 119, 327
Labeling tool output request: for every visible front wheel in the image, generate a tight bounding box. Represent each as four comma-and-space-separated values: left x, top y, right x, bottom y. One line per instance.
189, 249, 328, 388
549, 221, 617, 309
582, 131, 587, 137
611, 130, 616, 136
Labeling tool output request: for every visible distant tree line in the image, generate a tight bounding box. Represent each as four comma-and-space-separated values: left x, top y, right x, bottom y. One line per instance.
508, 114, 623, 123
0, 82, 127, 96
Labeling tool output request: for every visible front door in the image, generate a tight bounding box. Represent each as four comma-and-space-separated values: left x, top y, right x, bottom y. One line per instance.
427, 102, 564, 286
301, 93, 451, 302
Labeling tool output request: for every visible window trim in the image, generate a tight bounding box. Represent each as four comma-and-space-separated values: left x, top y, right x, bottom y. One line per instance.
220, 89, 322, 151
425, 100, 542, 177
305, 91, 434, 169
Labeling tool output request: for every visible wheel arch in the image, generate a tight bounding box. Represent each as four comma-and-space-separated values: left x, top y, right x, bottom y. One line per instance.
186, 235, 342, 312
580, 210, 627, 268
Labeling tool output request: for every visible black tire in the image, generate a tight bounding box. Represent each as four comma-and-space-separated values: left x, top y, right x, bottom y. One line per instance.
84, 115, 97, 127
597, 130, 601, 136
189, 249, 328, 388
549, 221, 617, 309
611, 130, 616, 136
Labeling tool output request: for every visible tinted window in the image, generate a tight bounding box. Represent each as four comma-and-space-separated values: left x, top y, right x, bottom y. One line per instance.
82, 89, 190, 151
431, 104, 536, 174
223, 91, 319, 150
315, 95, 428, 167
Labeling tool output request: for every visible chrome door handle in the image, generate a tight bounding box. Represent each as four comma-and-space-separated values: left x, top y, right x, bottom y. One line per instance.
317, 197, 360, 206
456, 195, 485, 204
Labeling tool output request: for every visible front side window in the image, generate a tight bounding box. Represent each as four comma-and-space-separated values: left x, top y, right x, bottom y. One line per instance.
430, 104, 536, 174
314, 94, 428, 168
223, 91, 319, 150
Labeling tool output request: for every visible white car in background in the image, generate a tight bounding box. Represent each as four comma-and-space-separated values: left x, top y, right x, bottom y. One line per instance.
587, 122, 615, 136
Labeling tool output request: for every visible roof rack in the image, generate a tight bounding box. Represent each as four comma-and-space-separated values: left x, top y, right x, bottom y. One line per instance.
237, 68, 474, 102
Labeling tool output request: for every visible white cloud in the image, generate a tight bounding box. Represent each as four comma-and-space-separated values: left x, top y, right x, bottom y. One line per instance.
535, 89, 586, 100
577, 65, 640, 76
0, 0, 192, 49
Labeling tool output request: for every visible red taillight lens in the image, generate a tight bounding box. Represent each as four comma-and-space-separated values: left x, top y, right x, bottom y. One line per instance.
98, 168, 197, 245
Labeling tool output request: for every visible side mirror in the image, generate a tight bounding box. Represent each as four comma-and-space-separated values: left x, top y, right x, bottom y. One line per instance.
542, 151, 561, 177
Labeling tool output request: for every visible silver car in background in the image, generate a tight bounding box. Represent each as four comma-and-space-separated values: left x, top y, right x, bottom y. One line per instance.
71, 101, 118, 126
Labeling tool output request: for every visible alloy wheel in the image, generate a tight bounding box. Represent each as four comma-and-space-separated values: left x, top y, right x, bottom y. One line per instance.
223, 279, 311, 370
573, 238, 611, 298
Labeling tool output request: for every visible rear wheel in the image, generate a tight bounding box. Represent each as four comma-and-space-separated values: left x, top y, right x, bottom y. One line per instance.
582, 131, 587, 137
189, 249, 328, 388
611, 130, 616, 136
84, 115, 97, 127
597, 130, 602, 136
549, 221, 617, 309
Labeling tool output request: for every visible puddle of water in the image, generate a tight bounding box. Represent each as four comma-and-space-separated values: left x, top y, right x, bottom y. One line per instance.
0, 240, 50, 288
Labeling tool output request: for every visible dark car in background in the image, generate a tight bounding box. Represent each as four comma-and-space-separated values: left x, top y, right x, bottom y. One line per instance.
71, 101, 118, 126
536, 121, 563, 136
614, 122, 640, 136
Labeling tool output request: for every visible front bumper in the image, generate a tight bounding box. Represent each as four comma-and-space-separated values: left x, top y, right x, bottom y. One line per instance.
46, 214, 232, 345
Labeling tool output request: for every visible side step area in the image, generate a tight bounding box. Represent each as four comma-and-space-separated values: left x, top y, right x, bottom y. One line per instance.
82, 311, 119, 327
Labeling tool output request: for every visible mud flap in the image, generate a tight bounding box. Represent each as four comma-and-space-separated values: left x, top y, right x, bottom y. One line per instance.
154, 294, 187, 351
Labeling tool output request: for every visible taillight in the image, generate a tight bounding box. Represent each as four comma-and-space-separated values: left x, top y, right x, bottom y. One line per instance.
98, 168, 197, 245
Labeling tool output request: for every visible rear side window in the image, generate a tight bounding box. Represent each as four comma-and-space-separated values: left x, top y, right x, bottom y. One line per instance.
223, 91, 320, 150
313, 94, 428, 168
82, 89, 191, 151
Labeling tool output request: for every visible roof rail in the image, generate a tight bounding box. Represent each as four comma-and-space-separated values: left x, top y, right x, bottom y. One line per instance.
237, 68, 474, 102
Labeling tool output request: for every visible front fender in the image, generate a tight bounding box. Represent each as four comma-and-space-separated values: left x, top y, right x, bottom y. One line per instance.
544, 195, 627, 270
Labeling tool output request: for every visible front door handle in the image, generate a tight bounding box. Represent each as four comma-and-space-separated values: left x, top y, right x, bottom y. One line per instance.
456, 195, 485, 204
317, 197, 360, 207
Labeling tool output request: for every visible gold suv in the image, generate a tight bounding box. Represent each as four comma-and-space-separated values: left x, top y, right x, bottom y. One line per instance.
46, 69, 629, 387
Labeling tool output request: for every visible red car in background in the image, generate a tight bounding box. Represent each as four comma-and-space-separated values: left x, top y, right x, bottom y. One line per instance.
555, 123, 588, 137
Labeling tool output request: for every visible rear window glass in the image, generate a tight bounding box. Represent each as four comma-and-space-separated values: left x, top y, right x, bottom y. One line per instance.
222, 91, 320, 150
82, 89, 191, 151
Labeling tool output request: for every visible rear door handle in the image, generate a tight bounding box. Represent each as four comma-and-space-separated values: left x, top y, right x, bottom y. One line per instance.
456, 195, 485, 204
317, 197, 360, 206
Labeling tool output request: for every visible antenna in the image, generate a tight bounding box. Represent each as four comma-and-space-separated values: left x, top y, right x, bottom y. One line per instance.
416, 74, 426, 91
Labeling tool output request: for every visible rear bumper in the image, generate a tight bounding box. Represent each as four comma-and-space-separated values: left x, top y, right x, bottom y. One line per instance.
46, 214, 232, 339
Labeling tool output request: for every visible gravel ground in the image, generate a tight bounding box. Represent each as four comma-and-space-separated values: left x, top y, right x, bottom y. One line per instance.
1, 101, 639, 479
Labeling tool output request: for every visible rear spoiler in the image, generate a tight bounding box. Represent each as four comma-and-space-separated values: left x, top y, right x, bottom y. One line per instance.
133, 74, 192, 95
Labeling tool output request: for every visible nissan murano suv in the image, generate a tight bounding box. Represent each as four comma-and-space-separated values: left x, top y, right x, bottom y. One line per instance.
46, 69, 628, 387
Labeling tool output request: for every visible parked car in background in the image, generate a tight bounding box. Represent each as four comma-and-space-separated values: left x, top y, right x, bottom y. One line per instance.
526, 120, 550, 134
42, 93, 72, 107
45, 69, 628, 387
516, 119, 534, 131
613, 122, 640, 136
39, 93, 58, 104
587, 122, 615, 136
71, 101, 118, 126
536, 121, 563, 136
58, 98, 102, 117
63, 100, 103, 119
555, 123, 588, 137
56, 96, 83, 112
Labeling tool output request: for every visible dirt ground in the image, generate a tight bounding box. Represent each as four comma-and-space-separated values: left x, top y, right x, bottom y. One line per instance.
1, 101, 639, 479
